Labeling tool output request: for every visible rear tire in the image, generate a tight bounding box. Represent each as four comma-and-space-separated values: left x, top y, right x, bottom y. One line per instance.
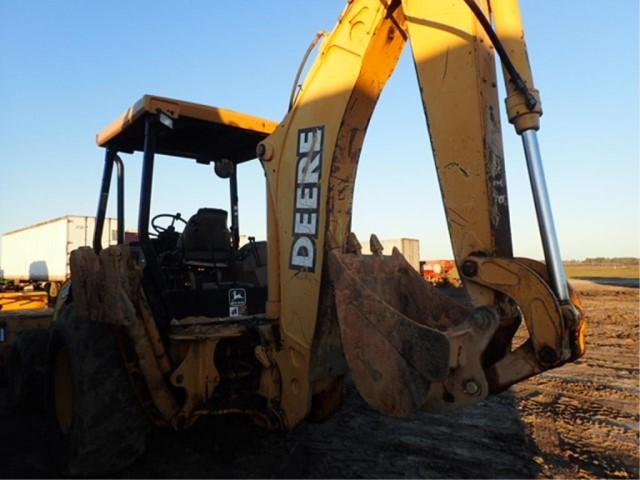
46, 303, 150, 476
7, 328, 50, 411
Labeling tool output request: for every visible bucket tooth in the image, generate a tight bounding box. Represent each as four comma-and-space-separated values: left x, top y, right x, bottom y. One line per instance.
369, 234, 384, 256
345, 232, 362, 255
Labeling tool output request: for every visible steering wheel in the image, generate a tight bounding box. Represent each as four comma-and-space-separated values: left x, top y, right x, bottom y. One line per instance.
151, 213, 187, 236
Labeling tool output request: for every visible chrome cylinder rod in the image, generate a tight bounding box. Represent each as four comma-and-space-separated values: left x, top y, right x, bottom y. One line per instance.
522, 129, 570, 303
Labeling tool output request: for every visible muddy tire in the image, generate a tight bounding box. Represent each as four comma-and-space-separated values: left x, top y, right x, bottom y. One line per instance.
7, 328, 50, 411
46, 303, 150, 476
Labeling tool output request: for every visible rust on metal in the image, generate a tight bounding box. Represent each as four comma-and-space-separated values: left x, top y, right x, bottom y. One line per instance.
328, 236, 472, 417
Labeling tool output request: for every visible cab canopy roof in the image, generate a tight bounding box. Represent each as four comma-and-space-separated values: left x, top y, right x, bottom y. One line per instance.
96, 95, 278, 163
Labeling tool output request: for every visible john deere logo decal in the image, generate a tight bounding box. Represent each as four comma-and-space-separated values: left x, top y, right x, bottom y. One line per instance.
229, 288, 247, 317
290, 126, 324, 272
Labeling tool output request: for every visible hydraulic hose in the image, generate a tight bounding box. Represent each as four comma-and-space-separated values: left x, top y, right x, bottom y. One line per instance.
463, 0, 538, 110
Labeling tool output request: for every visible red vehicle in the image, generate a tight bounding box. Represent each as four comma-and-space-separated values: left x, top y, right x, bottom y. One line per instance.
420, 260, 461, 287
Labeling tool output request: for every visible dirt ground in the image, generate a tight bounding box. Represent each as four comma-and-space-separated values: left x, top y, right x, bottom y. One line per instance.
0, 279, 637, 478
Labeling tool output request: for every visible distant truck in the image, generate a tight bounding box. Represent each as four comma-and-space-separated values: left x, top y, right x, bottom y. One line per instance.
0, 215, 123, 293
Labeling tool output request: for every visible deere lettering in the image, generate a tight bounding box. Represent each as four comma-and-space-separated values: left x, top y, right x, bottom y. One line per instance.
290, 127, 324, 271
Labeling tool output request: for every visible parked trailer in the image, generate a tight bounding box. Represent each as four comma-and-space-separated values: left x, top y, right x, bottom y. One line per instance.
0, 215, 119, 283
0, 217, 135, 389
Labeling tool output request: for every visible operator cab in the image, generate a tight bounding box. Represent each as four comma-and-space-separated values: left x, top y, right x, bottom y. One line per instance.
93, 95, 277, 329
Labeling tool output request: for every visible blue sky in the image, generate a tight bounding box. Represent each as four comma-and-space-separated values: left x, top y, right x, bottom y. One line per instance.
0, 1, 638, 260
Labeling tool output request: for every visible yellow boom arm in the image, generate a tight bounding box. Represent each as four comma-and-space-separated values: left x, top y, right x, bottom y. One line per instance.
258, 0, 585, 427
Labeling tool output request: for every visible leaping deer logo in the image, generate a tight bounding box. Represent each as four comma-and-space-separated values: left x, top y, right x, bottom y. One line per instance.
229, 289, 246, 305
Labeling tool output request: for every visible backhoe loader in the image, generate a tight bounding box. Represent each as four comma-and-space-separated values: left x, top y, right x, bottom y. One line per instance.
22, 0, 586, 474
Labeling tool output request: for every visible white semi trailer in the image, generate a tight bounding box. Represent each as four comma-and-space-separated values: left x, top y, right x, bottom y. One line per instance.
1, 215, 119, 284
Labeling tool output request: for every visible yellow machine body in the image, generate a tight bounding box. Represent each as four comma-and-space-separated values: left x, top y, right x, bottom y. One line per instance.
61, 0, 585, 439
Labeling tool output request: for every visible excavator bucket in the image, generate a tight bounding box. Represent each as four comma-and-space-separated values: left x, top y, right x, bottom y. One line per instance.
327, 234, 474, 417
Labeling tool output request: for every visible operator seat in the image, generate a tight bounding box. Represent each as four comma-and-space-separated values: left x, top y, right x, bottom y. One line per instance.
180, 208, 232, 267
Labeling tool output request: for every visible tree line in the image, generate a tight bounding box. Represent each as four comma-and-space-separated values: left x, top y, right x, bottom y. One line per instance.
565, 257, 639, 265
